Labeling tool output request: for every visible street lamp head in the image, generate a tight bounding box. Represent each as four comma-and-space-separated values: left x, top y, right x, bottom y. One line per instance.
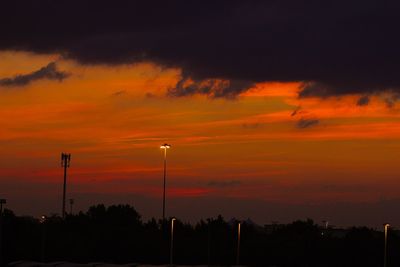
384, 223, 390, 227
171, 217, 176, 222
160, 144, 171, 149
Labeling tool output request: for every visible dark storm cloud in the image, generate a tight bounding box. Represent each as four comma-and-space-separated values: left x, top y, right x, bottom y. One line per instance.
0, 62, 69, 87
2, 0, 400, 96
297, 118, 319, 129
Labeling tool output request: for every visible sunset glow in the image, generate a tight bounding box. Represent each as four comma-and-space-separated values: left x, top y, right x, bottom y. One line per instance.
1, 48, 400, 227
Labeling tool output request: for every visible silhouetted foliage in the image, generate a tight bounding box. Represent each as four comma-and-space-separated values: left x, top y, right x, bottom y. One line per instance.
1, 205, 399, 267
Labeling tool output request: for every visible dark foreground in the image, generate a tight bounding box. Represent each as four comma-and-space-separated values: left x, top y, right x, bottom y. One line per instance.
8, 262, 229, 267
1, 205, 400, 267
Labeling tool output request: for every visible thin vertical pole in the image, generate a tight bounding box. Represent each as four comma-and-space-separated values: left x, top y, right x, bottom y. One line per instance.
61, 153, 70, 219
41, 222, 46, 262
170, 219, 175, 265
207, 223, 211, 266
62, 158, 67, 219
384, 224, 389, 267
236, 222, 241, 265
163, 148, 167, 221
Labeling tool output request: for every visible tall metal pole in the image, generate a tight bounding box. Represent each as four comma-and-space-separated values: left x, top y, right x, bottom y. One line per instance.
170, 218, 176, 265
62, 159, 67, 218
40, 215, 46, 262
61, 153, 71, 219
160, 144, 170, 221
384, 223, 390, 267
163, 148, 167, 221
207, 222, 211, 266
236, 222, 241, 266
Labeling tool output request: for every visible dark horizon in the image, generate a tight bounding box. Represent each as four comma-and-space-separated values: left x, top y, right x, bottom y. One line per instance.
1, 203, 399, 267
5, 194, 400, 229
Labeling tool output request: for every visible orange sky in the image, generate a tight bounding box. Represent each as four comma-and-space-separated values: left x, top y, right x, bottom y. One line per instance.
1, 51, 400, 226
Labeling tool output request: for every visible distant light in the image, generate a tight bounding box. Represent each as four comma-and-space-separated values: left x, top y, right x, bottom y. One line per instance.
40, 215, 47, 223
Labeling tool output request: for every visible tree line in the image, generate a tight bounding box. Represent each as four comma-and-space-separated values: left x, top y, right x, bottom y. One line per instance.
1, 204, 400, 267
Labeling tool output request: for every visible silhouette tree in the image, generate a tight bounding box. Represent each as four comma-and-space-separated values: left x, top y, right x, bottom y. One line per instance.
2, 206, 400, 267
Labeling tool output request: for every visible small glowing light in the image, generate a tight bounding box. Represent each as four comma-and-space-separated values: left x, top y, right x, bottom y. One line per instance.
40, 215, 47, 223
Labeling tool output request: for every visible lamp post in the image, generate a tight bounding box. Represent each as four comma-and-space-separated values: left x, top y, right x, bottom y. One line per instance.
40, 215, 47, 262
61, 153, 71, 219
170, 218, 176, 266
236, 222, 241, 266
384, 223, 390, 267
160, 144, 171, 221
0, 199, 6, 267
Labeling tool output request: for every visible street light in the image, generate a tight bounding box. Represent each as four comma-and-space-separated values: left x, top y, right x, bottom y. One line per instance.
236, 221, 241, 266
160, 144, 171, 221
170, 218, 176, 266
384, 223, 390, 267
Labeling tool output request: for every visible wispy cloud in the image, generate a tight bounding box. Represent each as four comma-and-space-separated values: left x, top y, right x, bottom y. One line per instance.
297, 118, 319, 129
0, 62, 69, 87
242, 122, 263, 129
111, 90, 127, 97
167, 76, 253, 99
